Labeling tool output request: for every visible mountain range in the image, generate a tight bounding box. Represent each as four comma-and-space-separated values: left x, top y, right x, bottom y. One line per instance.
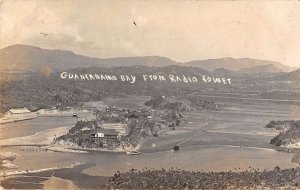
185, 57, 293, 72
0, 44, 297, 74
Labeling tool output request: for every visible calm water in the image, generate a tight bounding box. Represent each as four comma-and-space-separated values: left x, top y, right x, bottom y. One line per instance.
2, 144, 297, 177
0, 101, 299, 189
0, 117, 76, 140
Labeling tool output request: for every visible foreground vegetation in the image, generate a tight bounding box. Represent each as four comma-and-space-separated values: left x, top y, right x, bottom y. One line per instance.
105, 167, 300, 189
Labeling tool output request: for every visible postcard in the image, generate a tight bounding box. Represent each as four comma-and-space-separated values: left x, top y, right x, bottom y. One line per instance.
1, 1, 300, 189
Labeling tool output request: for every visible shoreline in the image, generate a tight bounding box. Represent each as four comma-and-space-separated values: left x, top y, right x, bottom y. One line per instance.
0, 162, 110, 189
0, 115, 37, 124
0, 108, 92, 125
0, 125, 74, 146
0, 161, 85, 177
44, 143, 141, 154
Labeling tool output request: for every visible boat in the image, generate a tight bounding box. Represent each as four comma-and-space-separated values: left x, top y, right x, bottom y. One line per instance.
125, 151, 141, 155
173, 145, 179, 151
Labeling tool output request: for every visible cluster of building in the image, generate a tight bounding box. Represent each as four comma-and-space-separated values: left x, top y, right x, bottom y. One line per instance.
86, 106, 156, 144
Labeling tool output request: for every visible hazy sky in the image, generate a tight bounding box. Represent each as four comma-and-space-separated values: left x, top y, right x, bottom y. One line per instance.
1, 0, 300, 67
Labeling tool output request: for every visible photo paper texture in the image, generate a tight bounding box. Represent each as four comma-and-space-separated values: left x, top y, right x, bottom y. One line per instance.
1, 1, 300, 189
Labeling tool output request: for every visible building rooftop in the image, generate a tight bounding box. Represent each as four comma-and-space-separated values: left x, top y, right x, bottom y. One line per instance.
7, 107, 31, 114
97, 129, 119, 136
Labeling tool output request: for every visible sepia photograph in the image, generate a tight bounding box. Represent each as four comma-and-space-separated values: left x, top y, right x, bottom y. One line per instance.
1, 0, 300, 189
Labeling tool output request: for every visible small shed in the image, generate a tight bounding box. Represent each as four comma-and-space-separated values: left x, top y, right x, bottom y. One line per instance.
5, 107, 31, 116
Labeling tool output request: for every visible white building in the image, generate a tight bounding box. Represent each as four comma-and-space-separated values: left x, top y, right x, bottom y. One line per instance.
90, 133, 104, 138
90, 129, 119, 139
5, 107, 31, 116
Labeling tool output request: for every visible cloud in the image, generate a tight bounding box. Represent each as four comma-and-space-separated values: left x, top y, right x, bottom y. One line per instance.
1, 0, 300, 67
0, 0, 97, 54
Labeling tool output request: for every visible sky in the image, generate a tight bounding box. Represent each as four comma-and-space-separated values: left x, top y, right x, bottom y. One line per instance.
1, 0, 300, 67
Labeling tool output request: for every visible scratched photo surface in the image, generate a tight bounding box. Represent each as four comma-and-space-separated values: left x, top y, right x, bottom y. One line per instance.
1, 1, 300, 189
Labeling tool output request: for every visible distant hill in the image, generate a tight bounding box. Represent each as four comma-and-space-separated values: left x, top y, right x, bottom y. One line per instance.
150, 65, 210, 76
184, 57, 293, 72
2, 64, 300, 112
238, 64, 285, 75
0, 44, 98, 72
0, 44, 178, 72
213, 68, 236, 76
0, 65, 232, 111
277, 69, 300, 81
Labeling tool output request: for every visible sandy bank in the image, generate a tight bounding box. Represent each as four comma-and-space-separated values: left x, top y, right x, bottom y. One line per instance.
43, 145, 88, 153
0, 162, 85, 177
0, 152, 19, 170
0, 115, 37, 124
50, 142, 140, 153
0, 125, 73, 146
